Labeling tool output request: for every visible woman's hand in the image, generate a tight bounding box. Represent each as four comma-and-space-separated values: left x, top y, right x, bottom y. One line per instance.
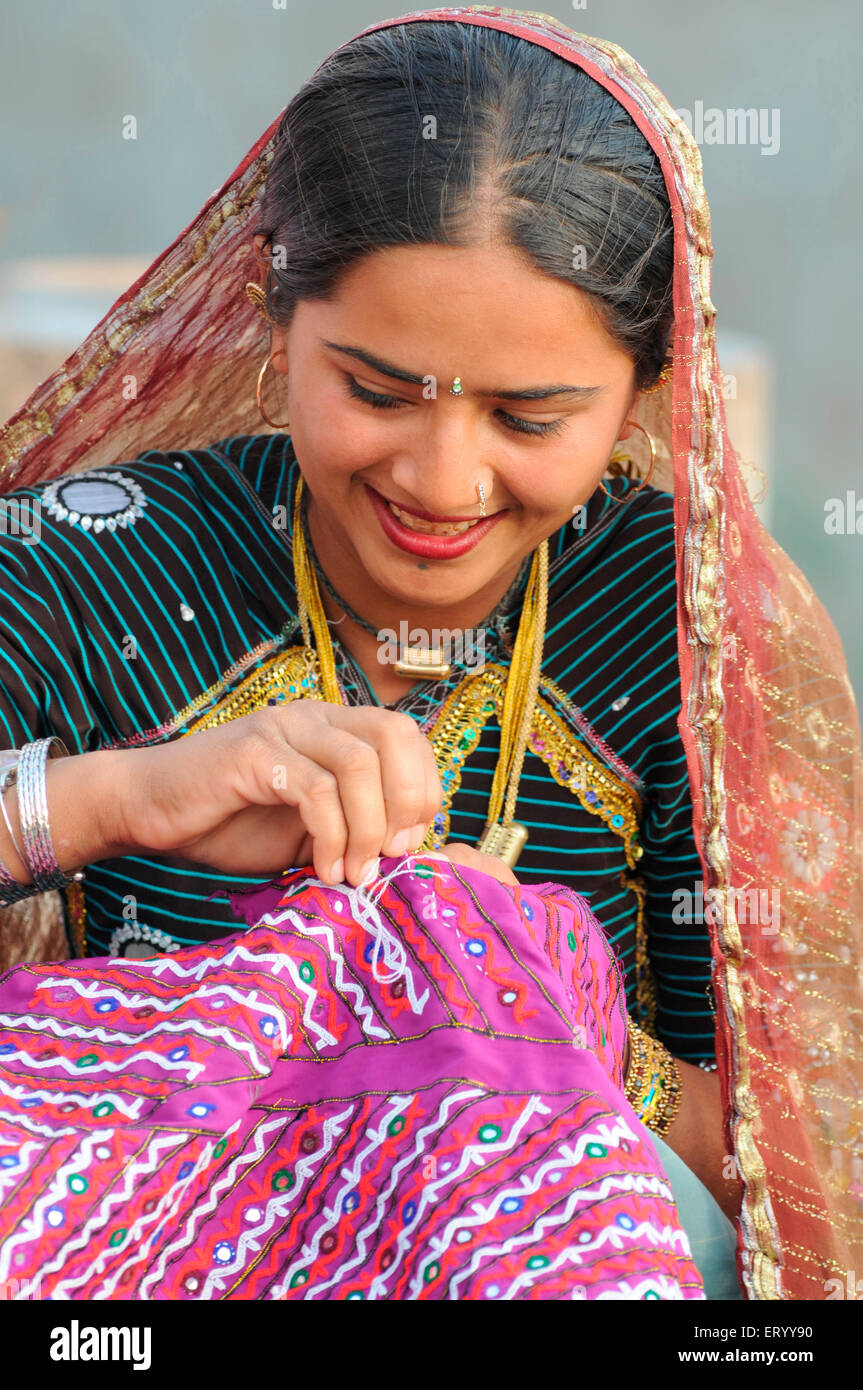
103, 700, 442, 886
428, 841, 519, 886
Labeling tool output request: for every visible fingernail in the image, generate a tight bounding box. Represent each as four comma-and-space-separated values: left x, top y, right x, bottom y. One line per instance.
358, 858, 380, 883
409, 823, 427, 850
388, 829, 411, 856
329, 858, 344, 883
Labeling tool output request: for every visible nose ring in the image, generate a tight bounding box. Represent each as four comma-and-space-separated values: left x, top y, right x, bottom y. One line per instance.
476, 481, 487, 518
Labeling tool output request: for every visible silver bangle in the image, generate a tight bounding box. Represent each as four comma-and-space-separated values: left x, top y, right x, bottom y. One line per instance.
0, 765, 26, 869
0, 750, 32, 905
11, 738, 84, 893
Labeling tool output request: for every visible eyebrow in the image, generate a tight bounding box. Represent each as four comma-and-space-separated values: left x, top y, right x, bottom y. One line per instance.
320, 339, 604, 402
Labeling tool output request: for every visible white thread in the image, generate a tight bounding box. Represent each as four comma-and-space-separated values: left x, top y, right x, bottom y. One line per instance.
345, 855, 441, 990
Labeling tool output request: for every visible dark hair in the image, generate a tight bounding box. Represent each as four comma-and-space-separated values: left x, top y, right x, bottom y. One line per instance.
256, 22, 674, 390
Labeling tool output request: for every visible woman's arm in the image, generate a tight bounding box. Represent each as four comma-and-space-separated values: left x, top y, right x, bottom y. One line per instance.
623, 1025, 741, 1221
663, 1059, 742, 1222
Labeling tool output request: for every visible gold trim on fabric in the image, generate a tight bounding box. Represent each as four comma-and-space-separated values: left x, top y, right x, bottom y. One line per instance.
65, 879, 88, 959
620, 869, 657, 1035
182, 644, 316, 734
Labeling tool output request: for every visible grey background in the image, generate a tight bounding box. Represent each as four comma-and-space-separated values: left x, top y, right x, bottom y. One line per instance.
1, 0, 861, 700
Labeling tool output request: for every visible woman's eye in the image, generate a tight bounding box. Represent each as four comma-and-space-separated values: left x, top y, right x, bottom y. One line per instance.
497, 411, 568, 438
345, 374, 567, 437
345, 377, 407, 410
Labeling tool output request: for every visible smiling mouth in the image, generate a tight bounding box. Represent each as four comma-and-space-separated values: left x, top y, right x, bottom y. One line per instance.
385, 500, 480, 537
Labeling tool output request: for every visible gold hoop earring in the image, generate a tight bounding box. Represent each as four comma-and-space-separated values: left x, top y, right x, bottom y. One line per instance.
599, 420, 658, 505
256, 350, 291, 430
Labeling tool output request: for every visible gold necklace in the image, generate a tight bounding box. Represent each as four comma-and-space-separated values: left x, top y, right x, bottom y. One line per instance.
291, 475, 548, 868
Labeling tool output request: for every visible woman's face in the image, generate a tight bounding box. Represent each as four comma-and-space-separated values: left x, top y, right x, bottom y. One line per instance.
269, 240, 642, 615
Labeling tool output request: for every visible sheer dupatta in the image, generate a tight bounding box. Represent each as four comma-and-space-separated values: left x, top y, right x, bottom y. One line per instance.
0, 6, 860, 1300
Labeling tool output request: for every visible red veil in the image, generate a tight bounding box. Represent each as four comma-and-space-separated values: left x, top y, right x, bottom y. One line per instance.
1, 6, 861, 1300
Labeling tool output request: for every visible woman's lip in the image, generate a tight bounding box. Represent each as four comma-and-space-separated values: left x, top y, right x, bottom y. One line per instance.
364, 484, 504, 560
373, 493, 487, 524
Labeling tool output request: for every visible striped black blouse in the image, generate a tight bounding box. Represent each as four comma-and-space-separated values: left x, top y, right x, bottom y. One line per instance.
0, 433, 715, 1063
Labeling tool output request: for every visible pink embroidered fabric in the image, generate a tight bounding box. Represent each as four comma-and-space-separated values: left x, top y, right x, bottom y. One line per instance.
0, 858, 703, 1299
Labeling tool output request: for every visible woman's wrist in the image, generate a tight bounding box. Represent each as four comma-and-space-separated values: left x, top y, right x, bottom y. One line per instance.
47, 748, 140, 867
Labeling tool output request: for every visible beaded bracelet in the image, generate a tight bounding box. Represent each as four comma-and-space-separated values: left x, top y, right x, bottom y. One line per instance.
624, 1020, 682, 1138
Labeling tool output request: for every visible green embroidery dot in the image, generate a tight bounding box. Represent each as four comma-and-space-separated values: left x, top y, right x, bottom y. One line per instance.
92, 1101, 114, 1118
566, 930, 577, 950
75, 1054, 98, 1069
214, 1139, 228, 1158
387, 1116, 406, 1137
478, 1124, 502, 1143
643, 1289, 661, 1300
272, 1168, 294, 1192
67, 1173, 89, 1195
481, 701, 495, 713
109, 1228, 127, 1247
586, 1143, 607, 1158
345, 1291, 364, 1300
423, 1261, 441, 1283
527, 1255, 549, 1270
299, 961, 315, 984
414, 863, 435, 879
600, 1029, 606, 1049
290, 1270, 309, 1288
457, 733, 472, 751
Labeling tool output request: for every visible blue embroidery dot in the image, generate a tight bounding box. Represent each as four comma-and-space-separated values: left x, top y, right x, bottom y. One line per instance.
466, 939, 486, 957
259, 1016, 278, 1038
46, 1206, 65, 1227
168, 1046, 189, 1062
402, 1200, 418, 1224
20, 1097, 41, 1109
616, 1213, 636, 1230
363, 942, 376, 964
585, 790, 599, 804
187, 1103, 216, 1119
213, 1241, 235, 1265
523, 902, 534, 921
501, 1196, 523, 1213
0, 1155, 19, 1169
178, 1162, 195, 1180
0, 1045, 15, 1055
94, 998, 119, 1013
342, 1191, 360, 1214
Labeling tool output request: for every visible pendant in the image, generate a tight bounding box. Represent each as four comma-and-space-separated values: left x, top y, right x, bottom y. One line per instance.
393, 646, 452, 680
475, 820, 529, 868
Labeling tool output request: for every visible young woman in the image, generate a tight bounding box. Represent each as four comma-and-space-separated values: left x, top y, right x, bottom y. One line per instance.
0, 7, 860, 1300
